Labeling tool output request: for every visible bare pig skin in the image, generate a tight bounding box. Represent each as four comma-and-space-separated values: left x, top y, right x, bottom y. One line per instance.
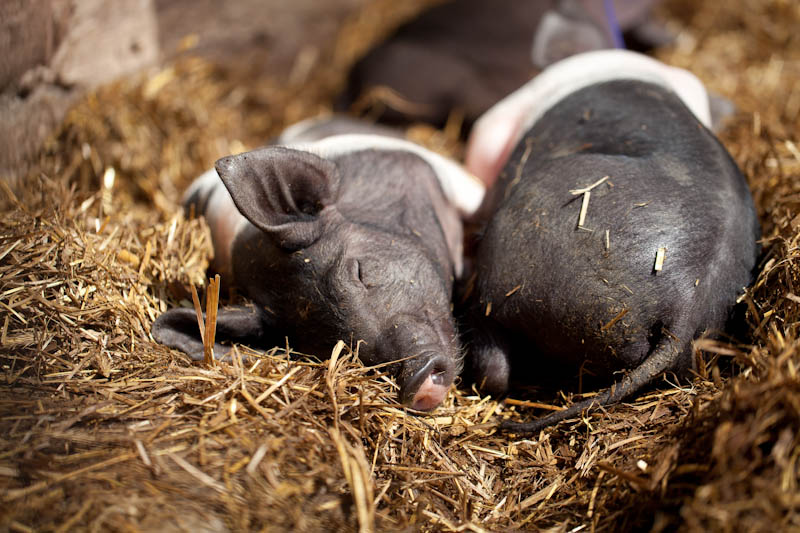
463, 50, 760, 433
153, 118, 485, 411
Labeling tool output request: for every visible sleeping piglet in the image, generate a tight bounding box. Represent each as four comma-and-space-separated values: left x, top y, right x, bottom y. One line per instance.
152, 117, 485, 411
463, 50, 760, 432
339, 0, 669, 127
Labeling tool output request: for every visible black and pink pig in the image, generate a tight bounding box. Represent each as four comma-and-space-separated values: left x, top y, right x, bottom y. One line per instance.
463, 50, 760, 432
153, 118, 485, 411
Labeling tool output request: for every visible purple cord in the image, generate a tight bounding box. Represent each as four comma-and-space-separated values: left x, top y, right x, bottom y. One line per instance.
603, 0, 626, 49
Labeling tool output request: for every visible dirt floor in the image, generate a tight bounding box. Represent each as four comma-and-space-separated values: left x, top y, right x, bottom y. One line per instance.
1, 0, 799, 531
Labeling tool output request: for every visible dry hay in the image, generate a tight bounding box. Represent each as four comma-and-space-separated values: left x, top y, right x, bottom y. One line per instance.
1, 0, 799, 531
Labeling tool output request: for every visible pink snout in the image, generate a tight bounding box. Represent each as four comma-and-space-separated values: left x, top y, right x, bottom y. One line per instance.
400, 355, 454, 411
410, 371, 450, 411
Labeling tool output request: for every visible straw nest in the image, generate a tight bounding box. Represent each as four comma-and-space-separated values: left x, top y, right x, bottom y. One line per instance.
2, 0, 799, 531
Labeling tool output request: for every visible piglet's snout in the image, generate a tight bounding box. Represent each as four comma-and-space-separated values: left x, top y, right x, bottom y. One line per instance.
399, 354, 454, 411
411, 369, 450, 411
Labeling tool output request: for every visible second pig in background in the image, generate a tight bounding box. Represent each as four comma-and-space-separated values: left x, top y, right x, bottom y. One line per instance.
339, 0, 669, 127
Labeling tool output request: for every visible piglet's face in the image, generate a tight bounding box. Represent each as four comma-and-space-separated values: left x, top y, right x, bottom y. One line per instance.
216, 147, 460, 411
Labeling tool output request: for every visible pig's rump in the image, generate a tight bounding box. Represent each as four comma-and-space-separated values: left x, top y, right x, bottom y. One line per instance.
466, 75, 759, 432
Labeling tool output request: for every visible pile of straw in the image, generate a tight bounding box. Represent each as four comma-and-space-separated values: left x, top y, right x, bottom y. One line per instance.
2, 0, 798, 530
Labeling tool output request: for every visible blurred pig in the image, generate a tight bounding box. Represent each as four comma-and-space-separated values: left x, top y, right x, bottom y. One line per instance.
462, 50, 760, 432
152, 117, 485, 411
339, 0, 669, 127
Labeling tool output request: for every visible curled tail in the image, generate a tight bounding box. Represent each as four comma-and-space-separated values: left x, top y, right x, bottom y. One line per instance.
500, 337, 680, 434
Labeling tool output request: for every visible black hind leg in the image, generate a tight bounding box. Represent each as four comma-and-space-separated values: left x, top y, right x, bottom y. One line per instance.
468, 329, 513, 397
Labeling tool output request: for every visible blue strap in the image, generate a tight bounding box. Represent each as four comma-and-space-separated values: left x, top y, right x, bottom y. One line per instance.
603, 0, 626, 49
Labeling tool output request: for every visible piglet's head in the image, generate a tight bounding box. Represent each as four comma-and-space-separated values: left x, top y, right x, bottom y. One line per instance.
215, 147, 461, 411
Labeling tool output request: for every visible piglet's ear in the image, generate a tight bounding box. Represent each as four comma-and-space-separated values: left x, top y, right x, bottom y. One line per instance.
532, 10, 607, 69
215, 147, 340, 248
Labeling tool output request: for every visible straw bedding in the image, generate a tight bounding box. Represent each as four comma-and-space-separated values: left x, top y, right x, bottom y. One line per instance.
1, 0, 798, 530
